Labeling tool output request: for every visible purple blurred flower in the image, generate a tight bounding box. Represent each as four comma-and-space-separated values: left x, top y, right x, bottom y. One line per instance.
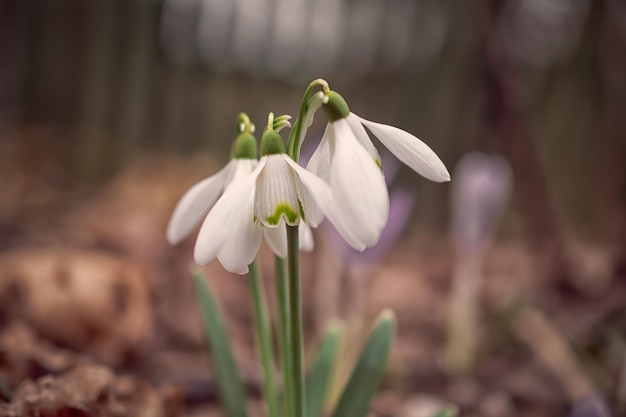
450, 152, 512, 251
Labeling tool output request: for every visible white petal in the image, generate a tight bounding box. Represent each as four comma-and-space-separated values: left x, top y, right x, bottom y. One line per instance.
255, 154, 301, 227
264, 225, 287, 258
224, 158, 259, 187
330, 120, 389, 247
345, 113, 381, 164
217, 190, 263, 274
304, 127, 332, 226
299, 222, 314, 252
306, 126, 331, 182
356, 115, 450, 182
282, 154, 366, 251
166, 161, 231, 244
194, 159, 266, 266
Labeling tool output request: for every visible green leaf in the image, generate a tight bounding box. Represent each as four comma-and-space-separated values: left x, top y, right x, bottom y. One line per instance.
331, 310, 396, 417
193, 270, 249, 417
305, 320, 345, 417
0, 372, 12, 401
431, 406, 459, 417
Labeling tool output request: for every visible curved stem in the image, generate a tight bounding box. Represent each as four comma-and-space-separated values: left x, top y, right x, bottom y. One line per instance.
287, 78, 329, 162
249, 261, 279, 417
275, 255, 294, 417
287, 225, 305, 417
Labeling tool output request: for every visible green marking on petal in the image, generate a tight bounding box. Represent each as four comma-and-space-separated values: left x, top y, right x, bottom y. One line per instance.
374, 157, 382, 170
265, 203, 299, 226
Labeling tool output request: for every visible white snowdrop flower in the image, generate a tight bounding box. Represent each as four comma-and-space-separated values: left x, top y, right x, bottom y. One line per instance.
167, 130, 259, 245
306, 91, 450, 248
167, 120, 314, 274
193, 128, 348, 275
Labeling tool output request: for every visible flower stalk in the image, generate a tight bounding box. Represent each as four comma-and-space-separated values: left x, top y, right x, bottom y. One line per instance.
287, 78, 329, 162
275, 255, 294, 417
248, 261, 279, 417
287, 225, 305, 417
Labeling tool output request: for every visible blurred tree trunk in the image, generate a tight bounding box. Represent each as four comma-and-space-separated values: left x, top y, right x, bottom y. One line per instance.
596, 0, 626, 260
482, 0, 567, 278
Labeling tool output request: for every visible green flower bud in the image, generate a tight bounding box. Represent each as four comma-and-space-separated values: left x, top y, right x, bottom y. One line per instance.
260, 130, 285, 156
323, 91, 350, 122
231, 132, 258, 159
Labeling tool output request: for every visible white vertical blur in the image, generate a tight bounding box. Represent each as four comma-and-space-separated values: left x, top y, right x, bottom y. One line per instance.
161, 0, 198, 65
198, 0, 234, 64
232, 0, 271, 70
266, 0, 308, 77
379, 0, 416, 72
342, 0, 385, 77
411, 0, 448, 63
498, 0, 591, 68
304, 0, 345, 77
162, 0, 438, 79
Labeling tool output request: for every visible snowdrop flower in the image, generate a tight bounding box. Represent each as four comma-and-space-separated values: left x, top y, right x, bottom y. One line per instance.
193, 119, 350, 274
167, 115, 313, 274
167, 130, 258, 246
306, 91, 450, 248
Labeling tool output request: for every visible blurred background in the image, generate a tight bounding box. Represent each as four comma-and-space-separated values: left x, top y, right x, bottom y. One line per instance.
1, 0, 623, 236
0, 0, 625, 416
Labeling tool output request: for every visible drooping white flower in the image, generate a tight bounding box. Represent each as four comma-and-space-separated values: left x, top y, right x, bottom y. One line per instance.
167, 157, 258, 245
194, 129, 355, 274
167, 125, 314, 273
306, 91, 450, 248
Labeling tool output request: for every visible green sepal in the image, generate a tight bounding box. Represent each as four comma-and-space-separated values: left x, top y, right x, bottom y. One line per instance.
231, 132, 258, 159
192, 269, 250, 417
261, 130, 286, 156
305, 320, 345, 417
331, 310, 396, 417
323, 91, 350, 123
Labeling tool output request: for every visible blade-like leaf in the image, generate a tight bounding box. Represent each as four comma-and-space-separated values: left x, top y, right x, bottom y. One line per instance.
431, 406, 459, 417
193, 270, 249, 417
306, 320, 345, 417
331, 309, 396, 417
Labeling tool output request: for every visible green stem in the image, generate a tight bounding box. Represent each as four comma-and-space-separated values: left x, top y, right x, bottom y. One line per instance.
275, 255, 294, 417
287, 78, 329, 162
249, 262, 279, 417
287, 225, 305, 417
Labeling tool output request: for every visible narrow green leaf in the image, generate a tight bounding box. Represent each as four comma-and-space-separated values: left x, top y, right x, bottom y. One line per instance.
192, 270, 249, 417
431, 406, 459, 417
305, 320, 345, 417
331, 309, 396, 417
249, 262, 279, 417
0, 372, 12, 401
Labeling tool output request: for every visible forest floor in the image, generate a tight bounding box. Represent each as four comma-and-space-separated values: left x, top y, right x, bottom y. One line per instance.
0, 155, 624, 417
